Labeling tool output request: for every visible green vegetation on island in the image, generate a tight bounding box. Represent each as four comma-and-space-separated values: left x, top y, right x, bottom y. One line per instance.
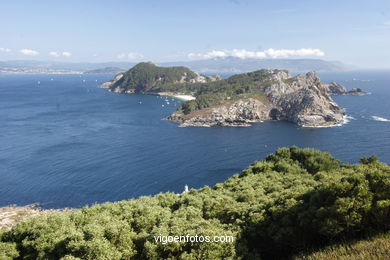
108, 62, 285, 114
110, 62, 205, 94
177, 70, 279, 114
1, 147, 389, 259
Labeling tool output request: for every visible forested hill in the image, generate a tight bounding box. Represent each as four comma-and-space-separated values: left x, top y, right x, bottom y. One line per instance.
105, 62, 213, 94
1, 147, 389, 259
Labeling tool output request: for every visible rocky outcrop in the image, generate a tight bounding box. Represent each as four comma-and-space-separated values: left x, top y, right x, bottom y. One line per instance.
346, 88, 368, 95
0, 205, 72, 230
168, 98, 269, 126
99, 72, 124, 89
168, 71, 346, 127
323, 82, 347, 95
323, 82, 368, 95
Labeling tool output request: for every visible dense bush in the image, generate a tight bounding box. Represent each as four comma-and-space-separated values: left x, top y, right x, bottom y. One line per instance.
1, 147, 389, 259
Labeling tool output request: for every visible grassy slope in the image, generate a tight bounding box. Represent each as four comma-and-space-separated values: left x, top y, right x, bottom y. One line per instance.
295, 233, 390, 260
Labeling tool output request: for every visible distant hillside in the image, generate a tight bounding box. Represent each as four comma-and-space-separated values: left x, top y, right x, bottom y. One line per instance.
83, 67, 124, 74
164, 57, 352, 73
0, 58, 352, 74
103, 62, 213, 94
0, 60, 136, 74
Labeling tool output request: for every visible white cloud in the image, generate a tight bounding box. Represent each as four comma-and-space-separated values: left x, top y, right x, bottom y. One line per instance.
264, 48, 325, 58
49, 51, 72, 57
188, 48, 325, 60
117, 52, 144, 60
62, 51, 72, 57
20, 49, 39, 56
0, 47, 11, 53
49, 51, 60, 57
384, 21, 390, 26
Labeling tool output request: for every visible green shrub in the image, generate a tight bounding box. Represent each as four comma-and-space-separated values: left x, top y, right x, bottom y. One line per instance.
1, 147, 389, 259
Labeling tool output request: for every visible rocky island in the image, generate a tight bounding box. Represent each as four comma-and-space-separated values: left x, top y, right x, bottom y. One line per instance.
323, 82, 369, 95
101, 62, 365, 127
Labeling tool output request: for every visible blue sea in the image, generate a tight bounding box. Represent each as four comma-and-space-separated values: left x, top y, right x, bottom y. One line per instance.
0, 71, 389, 208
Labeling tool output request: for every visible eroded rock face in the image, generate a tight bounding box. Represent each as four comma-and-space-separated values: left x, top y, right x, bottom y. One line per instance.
322, 82, 347, 95
322, 82, 368, 96
169, 71, 346, 127
168, 98, 269, 126
99, 73, 124, 89
266, 71, 345, 126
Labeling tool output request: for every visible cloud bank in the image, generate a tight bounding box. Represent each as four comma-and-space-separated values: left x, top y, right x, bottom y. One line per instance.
188, 48, 325, 60
117, 52, 144, 60
49, 51, 72, 57
20, 49, 39, 56
0, 47, 11, 53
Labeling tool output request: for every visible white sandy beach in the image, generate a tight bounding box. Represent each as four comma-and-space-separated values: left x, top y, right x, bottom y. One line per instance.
171, 94, 196, 101
157, 92, 196, 101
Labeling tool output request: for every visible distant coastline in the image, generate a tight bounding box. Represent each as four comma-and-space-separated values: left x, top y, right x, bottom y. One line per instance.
0, 71, 83, 74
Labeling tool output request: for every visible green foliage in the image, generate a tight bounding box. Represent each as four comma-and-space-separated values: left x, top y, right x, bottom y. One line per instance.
176, 70, 277, 114
113, 62, 200, 93
113, 63, 284, 114
0, 241, 19, 260
360, 155, 379, 164
1, 147, 389, 259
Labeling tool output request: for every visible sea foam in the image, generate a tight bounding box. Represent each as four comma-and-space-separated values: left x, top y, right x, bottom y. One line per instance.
302, 115, 354, 128
372, 116, 390, 122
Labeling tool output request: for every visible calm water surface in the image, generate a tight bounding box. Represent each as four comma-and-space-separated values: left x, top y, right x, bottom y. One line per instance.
0, 71, 389, 208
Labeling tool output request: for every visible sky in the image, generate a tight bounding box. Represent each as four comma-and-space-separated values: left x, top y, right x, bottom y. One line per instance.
0, 0, 389, 68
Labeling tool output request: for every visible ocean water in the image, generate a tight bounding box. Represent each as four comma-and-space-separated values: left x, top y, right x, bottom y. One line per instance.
0, 71, 389, 208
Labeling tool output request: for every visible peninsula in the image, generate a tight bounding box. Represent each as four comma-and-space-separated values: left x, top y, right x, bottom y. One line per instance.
101, 62, 363, 127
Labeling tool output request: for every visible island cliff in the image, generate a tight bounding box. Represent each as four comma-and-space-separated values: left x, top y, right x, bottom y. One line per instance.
100, 62, 360, 127
168, 71, 345, 127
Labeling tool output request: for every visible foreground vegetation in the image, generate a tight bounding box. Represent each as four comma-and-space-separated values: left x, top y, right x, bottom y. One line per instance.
294, 233, 390, 260
1, 147, 389, 259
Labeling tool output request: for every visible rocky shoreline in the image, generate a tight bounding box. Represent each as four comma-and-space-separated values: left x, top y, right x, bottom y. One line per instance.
0, 205, 72, 230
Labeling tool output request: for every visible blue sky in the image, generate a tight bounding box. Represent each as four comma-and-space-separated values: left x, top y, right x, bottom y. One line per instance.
0, 0, 389, 68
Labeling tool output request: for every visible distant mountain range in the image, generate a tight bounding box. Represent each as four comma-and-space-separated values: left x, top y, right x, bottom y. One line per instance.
0, 58, 353, 74
163, 57, 353, 74
83, 67, 125, 74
